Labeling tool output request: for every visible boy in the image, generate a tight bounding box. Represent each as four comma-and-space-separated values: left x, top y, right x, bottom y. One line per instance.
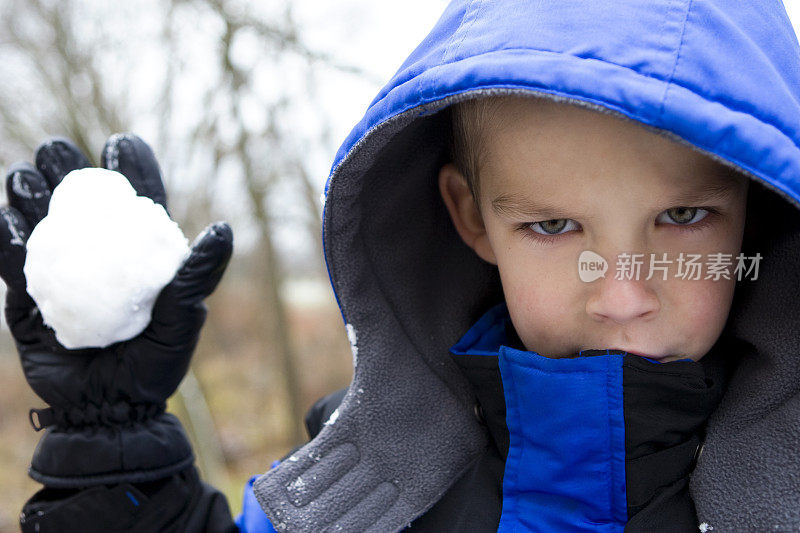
7, 0, 800, 531
440, 95, 750, 364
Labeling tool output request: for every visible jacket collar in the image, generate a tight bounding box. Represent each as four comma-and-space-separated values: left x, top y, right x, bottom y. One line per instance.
447, 301, 735, 530
447, 301, 731, 460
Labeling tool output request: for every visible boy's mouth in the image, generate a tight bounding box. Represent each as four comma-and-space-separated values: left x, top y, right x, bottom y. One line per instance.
608, 347, 668, 359
608, 348, 693, 362
573, 347, 688, 362
575, 347, 664, 358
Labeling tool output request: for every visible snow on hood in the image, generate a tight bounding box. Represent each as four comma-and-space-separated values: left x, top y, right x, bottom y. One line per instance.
254, 1, 800, 530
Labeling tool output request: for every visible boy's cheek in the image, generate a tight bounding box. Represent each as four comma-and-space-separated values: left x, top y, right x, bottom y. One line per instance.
502, 278, 581, 349
665, 277, 737, 358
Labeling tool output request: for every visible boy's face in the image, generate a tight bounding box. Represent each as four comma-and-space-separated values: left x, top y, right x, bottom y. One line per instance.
439, 97, 749, 362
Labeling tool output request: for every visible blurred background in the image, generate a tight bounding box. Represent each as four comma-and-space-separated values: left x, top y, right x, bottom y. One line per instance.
0, 0, 798, 528
0, 0, 449, 527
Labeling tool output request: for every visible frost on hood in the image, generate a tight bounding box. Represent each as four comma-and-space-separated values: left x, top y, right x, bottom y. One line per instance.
287, 475, 306, 492
23, 167, 190, 349
346, 322, 358, 367
323, 407, 340, 426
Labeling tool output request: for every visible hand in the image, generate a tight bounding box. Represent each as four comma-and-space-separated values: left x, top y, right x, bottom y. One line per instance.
0, 134, 233, 488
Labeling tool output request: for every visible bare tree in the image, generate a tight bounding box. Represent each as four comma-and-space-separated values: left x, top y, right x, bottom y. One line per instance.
0, 2, 370, 512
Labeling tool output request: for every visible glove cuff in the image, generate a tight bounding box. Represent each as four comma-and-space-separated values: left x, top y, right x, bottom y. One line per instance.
28, 412, 195, 488
29, 401, 165, 430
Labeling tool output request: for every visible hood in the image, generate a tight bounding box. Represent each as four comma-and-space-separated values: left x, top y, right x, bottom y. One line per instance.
253, 1, 800, 531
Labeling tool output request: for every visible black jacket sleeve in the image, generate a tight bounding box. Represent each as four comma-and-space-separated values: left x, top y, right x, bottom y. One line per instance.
19, 387, 350, 533
20, 466, 238, 533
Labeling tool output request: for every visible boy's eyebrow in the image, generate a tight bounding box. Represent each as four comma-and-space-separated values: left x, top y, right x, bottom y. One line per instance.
490, 194, 591, 220
666, 180, 741, 206
490, 180, 742, 220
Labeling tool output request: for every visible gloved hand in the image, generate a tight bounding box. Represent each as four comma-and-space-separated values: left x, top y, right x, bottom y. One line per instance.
0, 134, 233, 488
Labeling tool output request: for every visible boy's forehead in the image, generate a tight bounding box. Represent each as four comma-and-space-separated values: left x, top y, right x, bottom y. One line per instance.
487, 165, 747, 220
481, 125, 747, 217
491, 176, 747, 218
481, 97, 749, 199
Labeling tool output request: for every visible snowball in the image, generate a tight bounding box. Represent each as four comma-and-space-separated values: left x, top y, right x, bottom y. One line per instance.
23, 168, 191, 349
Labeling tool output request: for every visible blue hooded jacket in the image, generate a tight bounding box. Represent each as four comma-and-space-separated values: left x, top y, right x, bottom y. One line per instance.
242, 0, 800, 531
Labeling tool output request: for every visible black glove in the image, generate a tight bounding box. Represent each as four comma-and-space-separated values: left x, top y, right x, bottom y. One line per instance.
0, 134, 233, 488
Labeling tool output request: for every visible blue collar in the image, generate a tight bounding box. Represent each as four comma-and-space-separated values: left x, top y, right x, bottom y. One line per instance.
448, 301, 700, 531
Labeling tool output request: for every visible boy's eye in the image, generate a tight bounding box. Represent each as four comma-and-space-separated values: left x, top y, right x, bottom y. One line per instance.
529, 218, 579, 235
520, 206, 717, 243
657, 207, 710, 225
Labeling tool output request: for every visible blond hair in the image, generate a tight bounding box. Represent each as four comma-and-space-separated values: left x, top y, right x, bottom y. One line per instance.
448, 96, 509, 205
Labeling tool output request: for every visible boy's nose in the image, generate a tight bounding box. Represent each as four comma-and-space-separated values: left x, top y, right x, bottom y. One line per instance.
585, 273, 661, 325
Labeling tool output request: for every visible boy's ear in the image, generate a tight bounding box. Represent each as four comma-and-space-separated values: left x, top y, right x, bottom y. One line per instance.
438, 163, 497, 265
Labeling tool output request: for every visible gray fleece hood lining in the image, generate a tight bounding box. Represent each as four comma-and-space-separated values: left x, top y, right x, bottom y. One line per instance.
253, 87, 799, 532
